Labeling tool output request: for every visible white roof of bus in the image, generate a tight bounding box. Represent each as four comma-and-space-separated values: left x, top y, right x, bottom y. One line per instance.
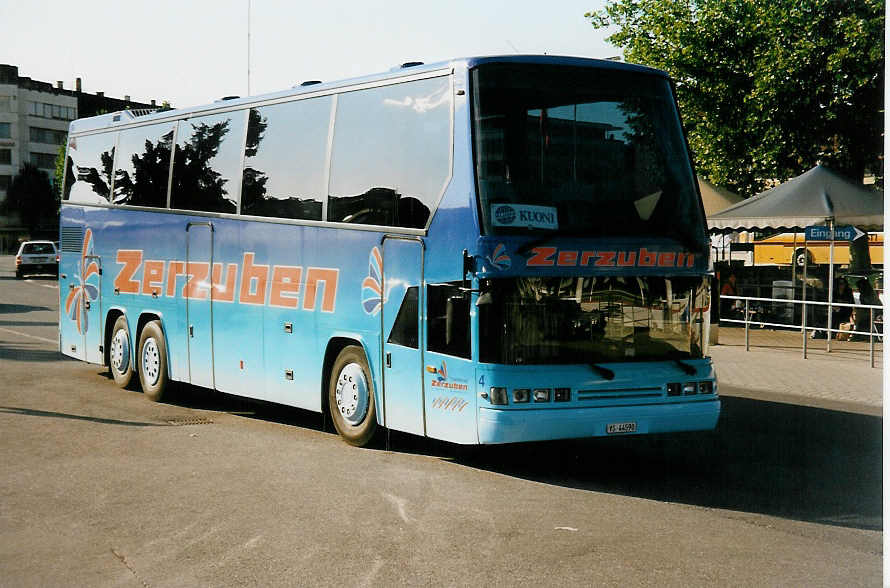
67, 55, 666, 135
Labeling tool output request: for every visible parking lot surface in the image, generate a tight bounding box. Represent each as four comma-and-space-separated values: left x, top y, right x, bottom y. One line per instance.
0, 256, 881, 586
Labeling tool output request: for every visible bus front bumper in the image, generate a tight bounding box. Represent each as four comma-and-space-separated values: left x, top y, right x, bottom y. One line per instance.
477, 399, 720, 444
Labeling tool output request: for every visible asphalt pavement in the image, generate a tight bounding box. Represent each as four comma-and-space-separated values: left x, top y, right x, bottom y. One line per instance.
0, 255, 882, 586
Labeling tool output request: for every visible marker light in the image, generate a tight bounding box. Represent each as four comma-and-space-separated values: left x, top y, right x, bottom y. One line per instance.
554, 388, 571, 402
533, 388, 551, 402
489, 387, 508, 405
683, 382, 697, 395
512, 388, 530, 403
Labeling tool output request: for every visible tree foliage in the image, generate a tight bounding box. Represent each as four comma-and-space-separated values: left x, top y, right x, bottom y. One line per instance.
54, 140, 67, 198
2, 163, 59, 233
587, 0, 884, 197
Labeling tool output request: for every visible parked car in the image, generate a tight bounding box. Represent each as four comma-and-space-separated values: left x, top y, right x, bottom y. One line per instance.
15, 240, 59, 279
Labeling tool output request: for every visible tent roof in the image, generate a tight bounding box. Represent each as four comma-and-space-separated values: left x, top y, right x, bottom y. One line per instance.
698, 179, 743, 216
707, 165, 884, 232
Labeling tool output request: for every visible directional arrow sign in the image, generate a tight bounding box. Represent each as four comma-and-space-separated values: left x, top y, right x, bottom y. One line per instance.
804, 225, 866, 241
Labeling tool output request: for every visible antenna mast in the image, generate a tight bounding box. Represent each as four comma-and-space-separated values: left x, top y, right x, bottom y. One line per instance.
247, 0, 251, 95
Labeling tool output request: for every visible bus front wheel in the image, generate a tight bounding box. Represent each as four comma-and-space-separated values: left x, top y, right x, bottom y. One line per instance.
328, 345, 378, 447
109, 315, 134, 388
137, 320, 169, 402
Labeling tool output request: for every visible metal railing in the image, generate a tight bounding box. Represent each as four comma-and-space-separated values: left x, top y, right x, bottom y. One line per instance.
720, 295, 883, 368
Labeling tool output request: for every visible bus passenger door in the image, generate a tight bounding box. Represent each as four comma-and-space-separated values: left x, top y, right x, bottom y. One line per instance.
82, 255, 103, 364
382, 238, 425, 436
186, 223, 214, 389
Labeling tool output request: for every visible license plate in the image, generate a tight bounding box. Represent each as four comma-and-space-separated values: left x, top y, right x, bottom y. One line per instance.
607, 422, 637, 434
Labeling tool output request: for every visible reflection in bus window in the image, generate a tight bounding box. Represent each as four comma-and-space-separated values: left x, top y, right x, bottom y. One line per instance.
170, 111, 246, 214
473, 64, 704, 251
112, 123, 175, 208
64, 132, 117, 204
241, 96, 332, 220
328, 77, 451, 228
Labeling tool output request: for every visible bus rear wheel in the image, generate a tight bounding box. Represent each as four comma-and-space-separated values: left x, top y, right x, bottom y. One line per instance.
137, 320, 169, 402
328, 345, 378, 447
109, 315, 134, 388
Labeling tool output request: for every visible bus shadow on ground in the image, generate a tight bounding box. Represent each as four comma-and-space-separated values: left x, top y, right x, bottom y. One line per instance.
438, 395, 882, 532
152, 381, 881, 532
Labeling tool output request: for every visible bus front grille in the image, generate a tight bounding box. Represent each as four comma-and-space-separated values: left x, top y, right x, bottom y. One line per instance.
577, 387, 663, 401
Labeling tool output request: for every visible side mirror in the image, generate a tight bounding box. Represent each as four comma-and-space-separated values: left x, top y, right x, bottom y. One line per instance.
462, 249, 474, 289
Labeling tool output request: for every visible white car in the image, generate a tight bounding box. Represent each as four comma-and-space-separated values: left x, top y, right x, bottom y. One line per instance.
15, 240, 59, 279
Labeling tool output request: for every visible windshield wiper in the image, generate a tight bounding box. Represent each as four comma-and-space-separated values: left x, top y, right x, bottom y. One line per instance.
674, 359, 697, 375
588, 363, 615, 380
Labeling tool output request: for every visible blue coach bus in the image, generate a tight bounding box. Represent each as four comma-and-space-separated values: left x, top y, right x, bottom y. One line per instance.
59, 55, 719, 446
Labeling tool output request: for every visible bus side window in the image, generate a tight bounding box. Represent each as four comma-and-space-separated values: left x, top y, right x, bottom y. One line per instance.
241, 97, 332, 221
387, 287, 418, 349
64, 132, 117, 204
427, 283, 470, 359
327, 76, 451, 229
112, 122, 175, 208
170, 111, 247, 214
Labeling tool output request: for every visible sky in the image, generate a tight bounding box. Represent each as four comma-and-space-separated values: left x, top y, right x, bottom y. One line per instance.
2, 0, 616, 109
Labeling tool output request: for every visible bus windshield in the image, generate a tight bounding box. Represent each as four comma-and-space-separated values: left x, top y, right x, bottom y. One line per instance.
478, 276, 709, 365
472, 64, 705, 249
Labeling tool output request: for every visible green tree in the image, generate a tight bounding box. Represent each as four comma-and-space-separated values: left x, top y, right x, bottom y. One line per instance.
2, 163, 59, 234
54, 139, 67, 198
587, 0, 884, 197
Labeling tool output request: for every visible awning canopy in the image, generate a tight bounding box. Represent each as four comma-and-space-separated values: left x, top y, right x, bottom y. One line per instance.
698, 179, 743, 216
707, 165, 884, 233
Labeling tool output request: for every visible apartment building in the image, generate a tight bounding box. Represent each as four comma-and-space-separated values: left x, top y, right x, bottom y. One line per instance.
0, 64, 163, 201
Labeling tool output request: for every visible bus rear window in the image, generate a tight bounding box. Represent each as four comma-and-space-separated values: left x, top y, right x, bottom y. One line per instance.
471, 64, 705, 250
64, 132, 117, 204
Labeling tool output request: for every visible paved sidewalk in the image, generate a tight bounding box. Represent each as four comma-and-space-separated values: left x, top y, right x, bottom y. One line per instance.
710, 326, 883, 415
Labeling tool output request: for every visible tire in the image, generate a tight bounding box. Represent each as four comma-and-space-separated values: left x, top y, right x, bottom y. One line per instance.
109, 315, 135, 389
15, 270, 23, 279
328, 345, 378, 447
137, 320, 169, 402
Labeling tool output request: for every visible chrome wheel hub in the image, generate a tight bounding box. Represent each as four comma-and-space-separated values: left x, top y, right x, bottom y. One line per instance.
141, 337, 161, 386
335, 362, 369, 425
111, 329, 129, 374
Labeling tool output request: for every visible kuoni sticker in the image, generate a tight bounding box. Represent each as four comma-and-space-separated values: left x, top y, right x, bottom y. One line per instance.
491, 204, 558, 230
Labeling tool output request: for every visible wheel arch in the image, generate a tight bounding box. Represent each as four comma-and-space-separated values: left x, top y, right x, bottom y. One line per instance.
136, 311, 171, 376
103, 307, 127, 367
322, 335, 382, 426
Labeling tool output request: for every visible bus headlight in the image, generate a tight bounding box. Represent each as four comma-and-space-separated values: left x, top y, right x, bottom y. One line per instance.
512, 388, 530, 403
554, 388, 571, 402
533, 388, 551, 402
489, 387, 508, 405
683, 382, 697, 395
